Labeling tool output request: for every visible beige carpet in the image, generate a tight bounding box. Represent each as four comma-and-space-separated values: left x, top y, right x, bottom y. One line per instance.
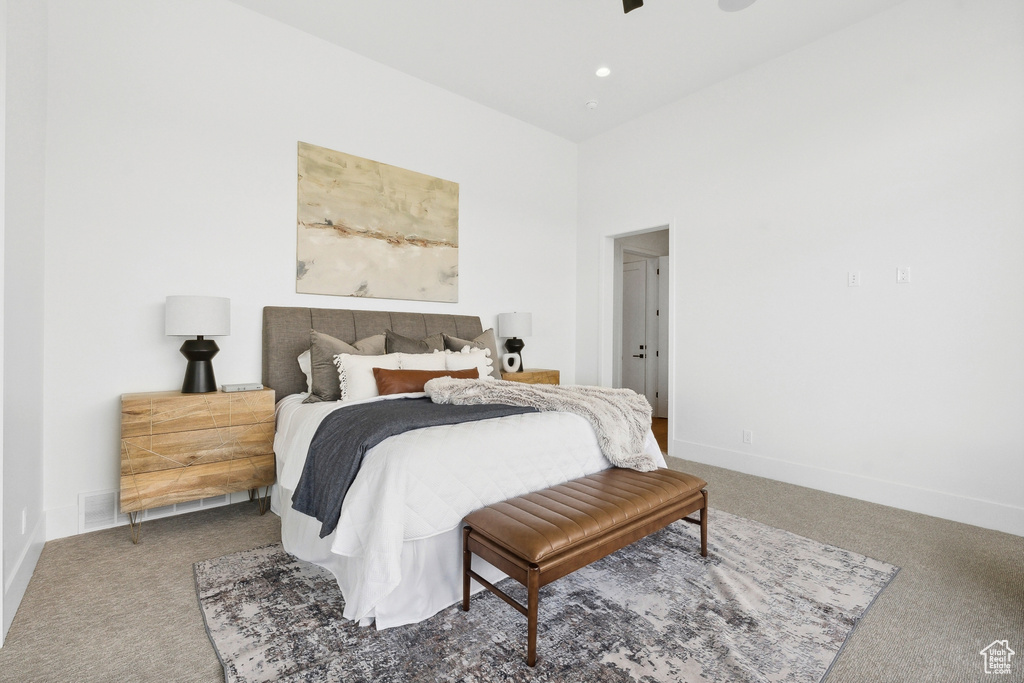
0, 502, 280, 682
1, 459, 1021, 682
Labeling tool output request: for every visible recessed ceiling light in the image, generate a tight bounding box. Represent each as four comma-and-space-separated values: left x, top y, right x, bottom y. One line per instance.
586, 100, 599, 110
595, 67, 611, 78
718, 0, 757, 11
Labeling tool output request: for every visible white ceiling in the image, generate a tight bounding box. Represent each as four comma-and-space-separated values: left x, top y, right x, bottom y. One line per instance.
229, 0, 907, 142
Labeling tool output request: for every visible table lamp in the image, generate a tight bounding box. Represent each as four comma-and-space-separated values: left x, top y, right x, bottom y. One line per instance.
498, 312, 532, 373
165, 296, 230, 393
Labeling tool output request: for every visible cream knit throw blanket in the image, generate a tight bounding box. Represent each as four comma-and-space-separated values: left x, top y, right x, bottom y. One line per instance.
424, 377, 657, 471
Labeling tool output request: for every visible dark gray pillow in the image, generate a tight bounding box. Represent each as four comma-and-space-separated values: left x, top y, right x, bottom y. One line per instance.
443, 328, 502, 379
384, 329, 444, 354
303, 330, 385, 403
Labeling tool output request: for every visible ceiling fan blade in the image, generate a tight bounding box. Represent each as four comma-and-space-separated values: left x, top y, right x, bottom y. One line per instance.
623, 0, 643, 13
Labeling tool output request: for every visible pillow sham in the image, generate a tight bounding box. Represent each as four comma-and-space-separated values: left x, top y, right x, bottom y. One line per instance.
304, 331, 387, 403
398, 351, 448, 371
297, 350, 313, 393
351, 333, 386, 355
442, 328, 502, 379
445, 347, 495, 380
372, 367, 479, 395
333, 352, 403, 403
384, 329, 445, 354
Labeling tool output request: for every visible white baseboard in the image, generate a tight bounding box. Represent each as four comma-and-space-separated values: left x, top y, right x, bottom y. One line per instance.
3, 516, 45, 642
674, 439, 1024, 537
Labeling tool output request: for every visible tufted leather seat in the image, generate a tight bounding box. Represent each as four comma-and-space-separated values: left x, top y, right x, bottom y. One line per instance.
462, 467, 708, 667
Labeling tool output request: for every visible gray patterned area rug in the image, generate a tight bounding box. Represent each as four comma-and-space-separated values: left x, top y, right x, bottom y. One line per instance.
194, 510, 897, 683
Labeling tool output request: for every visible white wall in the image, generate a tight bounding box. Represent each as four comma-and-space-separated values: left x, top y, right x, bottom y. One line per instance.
41, 0, 578, 539
0, 0, 7, 644
577, 0, 1024, 535
3, 0, 47, 640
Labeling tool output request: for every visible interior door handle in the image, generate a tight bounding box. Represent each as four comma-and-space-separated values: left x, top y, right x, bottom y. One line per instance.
632, 354, 645, 358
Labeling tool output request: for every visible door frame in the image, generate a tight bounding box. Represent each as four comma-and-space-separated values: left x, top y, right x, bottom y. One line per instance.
604, 222, 674, 446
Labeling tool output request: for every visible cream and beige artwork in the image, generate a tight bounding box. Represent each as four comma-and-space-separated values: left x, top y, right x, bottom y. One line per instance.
296, 142, 459, 302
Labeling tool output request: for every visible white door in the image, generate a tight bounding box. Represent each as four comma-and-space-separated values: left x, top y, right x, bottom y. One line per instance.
621, 261, 647, 396
656, 256, 669, 418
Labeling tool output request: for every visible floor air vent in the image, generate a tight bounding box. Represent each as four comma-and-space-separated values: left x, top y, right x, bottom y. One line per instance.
81, 490, 120, 531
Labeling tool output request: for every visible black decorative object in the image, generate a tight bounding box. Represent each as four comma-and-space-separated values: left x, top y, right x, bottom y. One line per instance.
504, 336, 525, 373
179, 337, 220, 393
498, 312, 532, 374
623, 0, 643, 13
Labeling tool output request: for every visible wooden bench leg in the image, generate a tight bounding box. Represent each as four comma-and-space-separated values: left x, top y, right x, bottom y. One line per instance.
527, 565, 539, 667
700, 490, 709, 558
462, 526, 472, 611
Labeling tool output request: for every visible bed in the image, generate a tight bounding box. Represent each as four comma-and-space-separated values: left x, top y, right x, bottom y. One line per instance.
263, 306, 666, 628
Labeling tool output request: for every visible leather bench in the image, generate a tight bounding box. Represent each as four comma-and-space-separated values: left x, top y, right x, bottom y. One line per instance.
461, 467, 708, 666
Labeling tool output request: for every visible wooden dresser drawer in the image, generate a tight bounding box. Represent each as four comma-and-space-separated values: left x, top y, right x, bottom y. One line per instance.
121, 422, 274, 474
121, 389, 274, 438
120, 453, 276, 512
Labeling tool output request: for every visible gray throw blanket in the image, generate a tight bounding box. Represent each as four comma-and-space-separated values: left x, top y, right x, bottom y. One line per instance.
292, 397, 537, 538
424, 378, 657, 471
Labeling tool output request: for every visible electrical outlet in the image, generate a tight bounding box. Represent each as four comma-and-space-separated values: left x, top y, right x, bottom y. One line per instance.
742, 430, 753, 445
848, 271, 861, 287
897, 267, 911, 283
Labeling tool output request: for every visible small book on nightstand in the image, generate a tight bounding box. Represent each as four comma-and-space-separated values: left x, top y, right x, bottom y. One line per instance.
221, 383, 264, 392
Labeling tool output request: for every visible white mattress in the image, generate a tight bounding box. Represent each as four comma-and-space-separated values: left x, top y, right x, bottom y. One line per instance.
271, 392, 666, 628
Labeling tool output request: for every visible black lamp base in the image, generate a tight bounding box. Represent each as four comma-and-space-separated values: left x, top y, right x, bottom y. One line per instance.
504, 337, 525, 373
180, 337, 219, 393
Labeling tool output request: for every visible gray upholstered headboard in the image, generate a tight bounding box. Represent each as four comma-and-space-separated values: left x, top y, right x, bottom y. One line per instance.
262, 306, 484, 398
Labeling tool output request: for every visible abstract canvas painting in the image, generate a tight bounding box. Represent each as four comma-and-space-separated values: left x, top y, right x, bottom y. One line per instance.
296, 142, 459, 302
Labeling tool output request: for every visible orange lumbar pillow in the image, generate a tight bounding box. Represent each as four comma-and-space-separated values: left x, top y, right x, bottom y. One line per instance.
372, 367, 479, 395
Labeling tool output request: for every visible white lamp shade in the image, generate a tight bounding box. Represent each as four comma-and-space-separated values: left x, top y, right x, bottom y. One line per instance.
498, 312, 532, 338
165, 296, 231, 337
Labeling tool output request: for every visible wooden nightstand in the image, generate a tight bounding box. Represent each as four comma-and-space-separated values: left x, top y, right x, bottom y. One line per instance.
501, 369, 560, 385
119, 388, 276, 542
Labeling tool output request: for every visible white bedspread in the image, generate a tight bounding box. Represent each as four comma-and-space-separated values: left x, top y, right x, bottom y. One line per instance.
273, 392, 666, 626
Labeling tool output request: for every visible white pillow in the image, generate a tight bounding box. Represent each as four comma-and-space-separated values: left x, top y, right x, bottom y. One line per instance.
398, 351, 448, 371
333, 352, 402, 402
297, 350, 312, 393
445, 347, 494, 380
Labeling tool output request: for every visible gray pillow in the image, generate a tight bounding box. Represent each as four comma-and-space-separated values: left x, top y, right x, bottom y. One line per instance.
351, 333, 386, 355
443, 328, 502, 379
303, 330, 386, 403
384, 329, 444, 354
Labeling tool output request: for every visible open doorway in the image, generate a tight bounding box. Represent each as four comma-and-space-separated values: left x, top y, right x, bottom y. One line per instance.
612, 228, 670, 454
